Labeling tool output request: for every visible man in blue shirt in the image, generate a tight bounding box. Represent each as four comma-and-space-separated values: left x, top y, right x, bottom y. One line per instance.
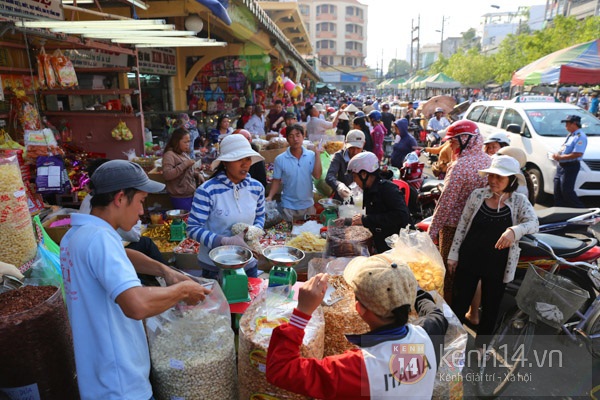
552, 115, 588, 207
266, 124, 322, 221
60, 160, 210, 400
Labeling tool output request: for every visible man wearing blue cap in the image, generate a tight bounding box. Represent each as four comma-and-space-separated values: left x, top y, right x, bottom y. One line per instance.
60, 160, 211, 399
552, 115, 587, 207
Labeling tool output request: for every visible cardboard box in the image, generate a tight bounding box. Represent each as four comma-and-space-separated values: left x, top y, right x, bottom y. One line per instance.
42, 215, 71, 244
260, 148, 287, 163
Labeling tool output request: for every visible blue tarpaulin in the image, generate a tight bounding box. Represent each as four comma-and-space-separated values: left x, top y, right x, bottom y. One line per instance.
196, 0, 231, 25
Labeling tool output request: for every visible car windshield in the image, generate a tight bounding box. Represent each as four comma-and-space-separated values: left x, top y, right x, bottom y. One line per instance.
525, 109, 600, 137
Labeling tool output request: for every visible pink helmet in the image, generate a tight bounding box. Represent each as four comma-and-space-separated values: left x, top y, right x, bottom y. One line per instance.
347, 152, 379, 174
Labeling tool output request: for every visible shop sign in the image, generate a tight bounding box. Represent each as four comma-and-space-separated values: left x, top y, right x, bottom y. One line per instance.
0, 0, 63, 21
138, 48, 176, 76
63, 49, 129, 68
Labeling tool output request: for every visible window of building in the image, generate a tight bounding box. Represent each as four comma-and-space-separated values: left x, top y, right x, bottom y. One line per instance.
346, 6, 363, 18
345, 57, 356, 66
345, 24, 362, 35
317, 22, 335, 32
317, 40, 335, 50
317, 4, 336, 15
299, 4, 309, 16
320, 56, 333, 66
345, 41, 362, 52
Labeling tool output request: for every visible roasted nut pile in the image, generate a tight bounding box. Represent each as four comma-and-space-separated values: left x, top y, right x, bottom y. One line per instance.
148, 311, 237, 400
238, 294, 325, 400
322, 275, 370, 356
0, 162, 37, 267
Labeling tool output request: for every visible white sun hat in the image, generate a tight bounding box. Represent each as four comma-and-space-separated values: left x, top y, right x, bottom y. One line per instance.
211, 134, 264, 170
345, 129, 366, 149
478, 155, 525, 186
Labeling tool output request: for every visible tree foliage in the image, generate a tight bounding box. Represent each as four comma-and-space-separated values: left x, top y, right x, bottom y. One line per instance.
385, 59, 411, 79
426, 15, 600, 87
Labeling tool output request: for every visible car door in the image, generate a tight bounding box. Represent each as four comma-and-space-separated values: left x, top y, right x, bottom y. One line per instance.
477, 105, 505, 138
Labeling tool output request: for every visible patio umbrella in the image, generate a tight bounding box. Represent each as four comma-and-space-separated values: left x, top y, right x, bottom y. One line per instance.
421, 95, 457, 117
511, 39, 600, 86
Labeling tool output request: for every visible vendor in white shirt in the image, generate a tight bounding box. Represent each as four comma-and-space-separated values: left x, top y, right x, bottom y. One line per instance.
305, 102, 339, 139
427, 107, 451, 133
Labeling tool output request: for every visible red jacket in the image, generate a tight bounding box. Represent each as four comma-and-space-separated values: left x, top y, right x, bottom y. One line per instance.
266, 290, 448, 399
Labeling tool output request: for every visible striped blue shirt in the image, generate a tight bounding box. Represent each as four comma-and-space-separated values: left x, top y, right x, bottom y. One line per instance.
187, 171, 265, 267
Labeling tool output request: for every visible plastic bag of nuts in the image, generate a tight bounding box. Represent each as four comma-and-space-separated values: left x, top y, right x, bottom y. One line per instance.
320, 274, 370, 357
314, 258, 370, 357
238, 287, 325, 400
0, 155, 37, 268
145, 280, 238, 400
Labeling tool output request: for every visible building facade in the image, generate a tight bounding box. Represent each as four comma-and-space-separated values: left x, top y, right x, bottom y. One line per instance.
298, 0, 369, 92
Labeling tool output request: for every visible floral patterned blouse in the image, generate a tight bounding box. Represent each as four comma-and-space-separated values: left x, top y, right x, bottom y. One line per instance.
448, 188, 539, 283
428, 133, 491, 242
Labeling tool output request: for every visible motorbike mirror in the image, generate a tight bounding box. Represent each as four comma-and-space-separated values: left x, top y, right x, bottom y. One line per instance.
506, 124, 521, 134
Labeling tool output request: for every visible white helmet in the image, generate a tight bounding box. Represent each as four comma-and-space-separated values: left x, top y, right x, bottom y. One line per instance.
483, 132, 511, 146
347, 151, 379, 174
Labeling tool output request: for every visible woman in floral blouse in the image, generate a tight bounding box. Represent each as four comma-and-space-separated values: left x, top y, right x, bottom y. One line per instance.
428, 120, 491, 305
447, 155, 538, 352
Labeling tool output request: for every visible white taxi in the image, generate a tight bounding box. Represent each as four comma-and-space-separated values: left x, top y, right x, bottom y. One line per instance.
464, 95, 600, 201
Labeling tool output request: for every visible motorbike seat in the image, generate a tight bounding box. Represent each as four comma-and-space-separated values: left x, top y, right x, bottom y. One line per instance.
420, 179, 444, 192
519, 233, 598, 258
535, 207, 599, 225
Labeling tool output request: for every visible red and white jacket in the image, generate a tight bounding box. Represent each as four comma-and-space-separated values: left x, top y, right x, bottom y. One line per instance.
266, 290, 448, 400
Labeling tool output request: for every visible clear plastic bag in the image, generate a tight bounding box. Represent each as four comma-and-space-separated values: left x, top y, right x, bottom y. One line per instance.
388, 227, 446, 295
324, 220, 372, 258
238, 288, 325, 400
145, 280, 238, 400
264, 200, 283, 229
320, 260, 369, 356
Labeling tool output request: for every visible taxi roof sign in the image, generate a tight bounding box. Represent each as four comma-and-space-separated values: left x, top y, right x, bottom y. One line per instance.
513, 95, 560, 103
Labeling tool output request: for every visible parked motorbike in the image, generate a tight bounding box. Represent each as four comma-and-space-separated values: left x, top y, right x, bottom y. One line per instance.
390, 150, 444, 221
408, 117, 427, 145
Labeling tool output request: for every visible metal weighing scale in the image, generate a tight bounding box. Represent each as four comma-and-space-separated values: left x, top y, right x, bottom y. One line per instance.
318, 198, 341, 226
165, 209, 189, 242
208, 245, 253, 303
263, 245, 305, 296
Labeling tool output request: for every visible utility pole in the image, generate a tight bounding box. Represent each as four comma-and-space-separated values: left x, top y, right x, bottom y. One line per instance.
380, 49, 384, 80
410, 16, 420, 73
440, 16, 446, 57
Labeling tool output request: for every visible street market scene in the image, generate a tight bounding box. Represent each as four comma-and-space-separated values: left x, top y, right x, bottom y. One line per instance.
1, 0, 600, 398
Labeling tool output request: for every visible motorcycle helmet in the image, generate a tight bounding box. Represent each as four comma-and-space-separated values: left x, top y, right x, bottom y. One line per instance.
483, 132, 511, 146
368, 110, 382, 121
496, 146, 526, 169
347, 151, 380, 174
442, 120, 480, 141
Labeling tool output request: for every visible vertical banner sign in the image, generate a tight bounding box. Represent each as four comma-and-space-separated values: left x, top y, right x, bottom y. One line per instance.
138, 48, 177, 76
0, 0, 64, 21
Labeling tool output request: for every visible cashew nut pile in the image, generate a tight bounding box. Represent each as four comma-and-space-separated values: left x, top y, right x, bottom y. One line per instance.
148, 310, 237, 400
231, 223, 265, 254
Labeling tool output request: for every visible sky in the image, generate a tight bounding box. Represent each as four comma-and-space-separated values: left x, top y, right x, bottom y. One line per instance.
361, 0, 547, 73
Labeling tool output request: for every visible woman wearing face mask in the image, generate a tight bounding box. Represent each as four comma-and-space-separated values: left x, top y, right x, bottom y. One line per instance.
447, 155, 538, 355
336, 151, 412, 254
187, 135, 266, 279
